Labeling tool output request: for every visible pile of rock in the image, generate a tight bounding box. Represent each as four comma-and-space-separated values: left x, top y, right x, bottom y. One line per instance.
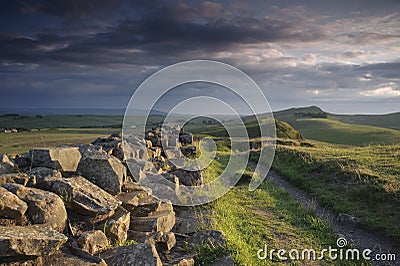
0, 130, 230, 265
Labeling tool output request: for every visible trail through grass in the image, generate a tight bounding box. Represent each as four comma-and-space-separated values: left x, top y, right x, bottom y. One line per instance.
257, 140, 400, 241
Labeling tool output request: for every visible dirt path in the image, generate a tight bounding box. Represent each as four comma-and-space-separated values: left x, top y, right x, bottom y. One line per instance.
248, 161, 400, 266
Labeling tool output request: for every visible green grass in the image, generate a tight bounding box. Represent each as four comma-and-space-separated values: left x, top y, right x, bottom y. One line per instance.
283, 118, 400, 146
199, 139, 367, 265
0, 128, 116, 154
331, 113, 400, 131
0, 115, 123, 129
256, 140, 400, 241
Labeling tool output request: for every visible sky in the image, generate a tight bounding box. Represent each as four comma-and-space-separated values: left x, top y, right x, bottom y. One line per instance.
0, 0, 399, 114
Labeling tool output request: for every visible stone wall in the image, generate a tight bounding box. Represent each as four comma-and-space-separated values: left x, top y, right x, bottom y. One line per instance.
0, 129, 231, 266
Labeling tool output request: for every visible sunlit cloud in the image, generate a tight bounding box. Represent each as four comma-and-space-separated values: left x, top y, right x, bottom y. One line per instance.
360, 84, 400, 97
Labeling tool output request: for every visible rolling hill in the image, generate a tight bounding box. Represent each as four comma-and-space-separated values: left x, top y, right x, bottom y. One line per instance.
273, 106, 400, 146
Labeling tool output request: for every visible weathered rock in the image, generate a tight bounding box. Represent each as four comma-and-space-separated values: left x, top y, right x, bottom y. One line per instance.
100, 206, 130, 245
151, 232, 176, 251
160, 246, 195, 266
4, 184, 67, 232
0, 154, 14, 174
167, 137, 179, 150
170, 167, 203, 186
179, 132, 193, 145
173, 217, 200, 235
165, 149, 182, 160
30, 147, 82, 172
92, 135, 124, 161
99, 242, 162, 266
13, 152, 31, 169
0, 187, 28, 220
125, 159, 150, 182
122, 139, 149, 161
0, 255, 42, 265
116, 190, 151, 212
130, 210, 175, 233
127, 231, 176, 251
77, 149, 126, 195
0, 173, 30, 186
27, 167, 62, 190
128, 196, 173, 218
50, 176, 121, 217
143, 181, 179, 203
180, 146, 196, 157
42, 247, 107, 266
146, 134, 161, 147
172, 208, 209, 235
122, 181, 152, 194
149, 147, 162, 158
186, 230, 225, 247
127, 230, 154, 243
0, 225, 68, 257
77, 230, 108, 255
161, 173, 180, 194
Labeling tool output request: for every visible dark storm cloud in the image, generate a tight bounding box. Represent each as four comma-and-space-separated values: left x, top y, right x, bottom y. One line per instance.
0, 0, 399, 113
0, 0, 328, 68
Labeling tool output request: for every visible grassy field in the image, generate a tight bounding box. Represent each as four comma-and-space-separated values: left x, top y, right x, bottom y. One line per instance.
274, 105, 400, 131
0, 128, 116, 154
271, 106, 400, 146
281, 118, 400, 146
197, 139, 366, 265
0, 114, 122, 129
251, 140, 400, 241
331, 112, 400, 131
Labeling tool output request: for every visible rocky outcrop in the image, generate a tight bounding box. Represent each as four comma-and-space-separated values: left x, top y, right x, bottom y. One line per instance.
77, 230, 109, 255
0, 225, 68, 257
0, 173, 30, 186
0, 154, 14, 174
100, 206, 130, 245
170, 167, 203, 186
30, 147, 82, 172
77, 148, 126, 195
27, 167, 62, 190
0, 187, 28, 220
49, 176, 121, 217
130, 210, 176, 233
99, 242, 162, 266
3, 184, 67, 232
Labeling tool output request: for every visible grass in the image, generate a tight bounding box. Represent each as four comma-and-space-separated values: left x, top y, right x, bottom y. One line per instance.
283, 118, 400, 146
254, 139, 400, 241
198, 139, 368, 265
331, 113, 400, 131
0, 128, 116, 154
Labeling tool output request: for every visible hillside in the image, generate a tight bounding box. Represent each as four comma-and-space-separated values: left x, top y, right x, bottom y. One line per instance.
274, 105, 400, 130
189, 117, 303, 140
272, 106, 400, 146
331, 112, 400, 130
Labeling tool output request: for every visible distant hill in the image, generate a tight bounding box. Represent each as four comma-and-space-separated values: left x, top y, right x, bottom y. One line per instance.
274, 105, 400, 130
331, 112, 400, 130
272, 106, 400, 146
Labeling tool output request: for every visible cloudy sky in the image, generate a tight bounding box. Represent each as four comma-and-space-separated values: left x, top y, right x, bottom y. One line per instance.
0, 0, 399, 114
